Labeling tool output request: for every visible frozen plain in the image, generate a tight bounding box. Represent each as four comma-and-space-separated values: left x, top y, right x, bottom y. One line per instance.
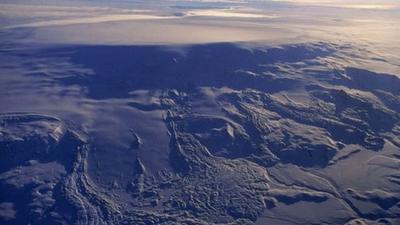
0, 1, 400, 224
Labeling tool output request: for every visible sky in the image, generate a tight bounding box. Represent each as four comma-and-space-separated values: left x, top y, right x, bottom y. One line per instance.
0, 0, 398, 48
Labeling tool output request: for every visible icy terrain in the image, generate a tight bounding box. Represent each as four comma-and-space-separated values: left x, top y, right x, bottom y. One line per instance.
0, 1, 400, 225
